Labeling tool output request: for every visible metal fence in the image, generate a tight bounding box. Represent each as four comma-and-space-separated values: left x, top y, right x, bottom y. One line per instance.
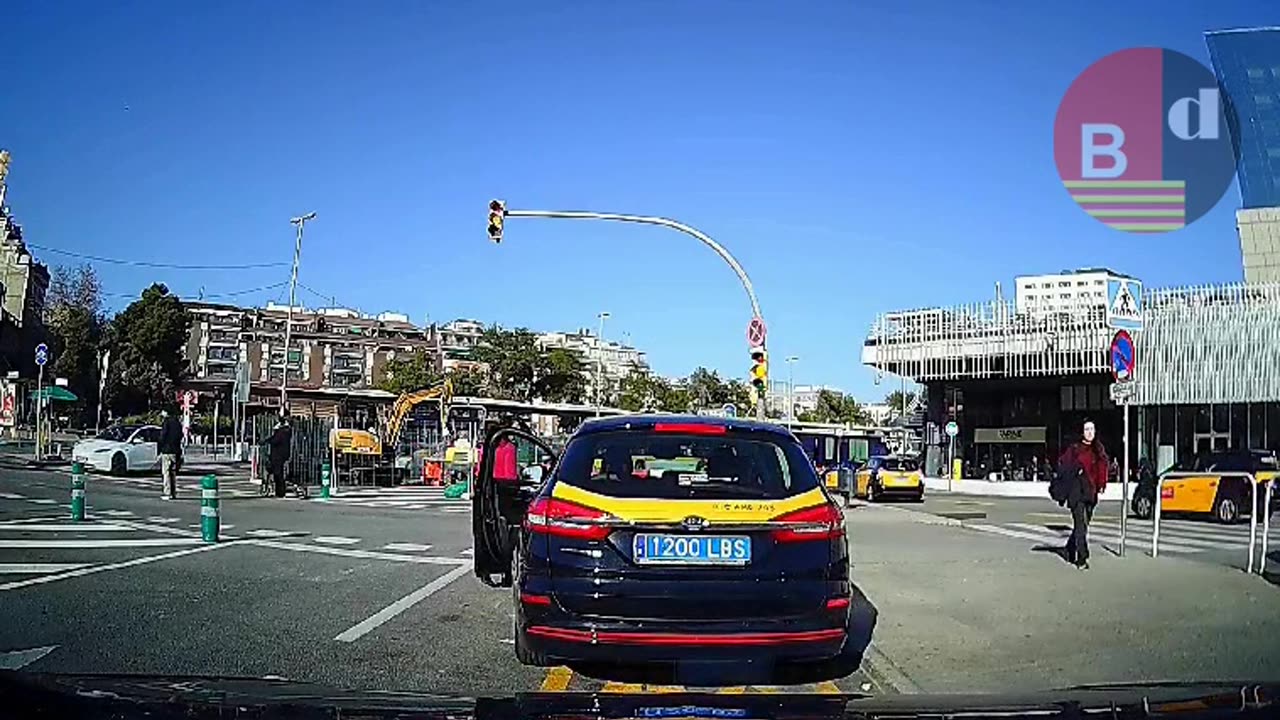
248, 413, 335, 488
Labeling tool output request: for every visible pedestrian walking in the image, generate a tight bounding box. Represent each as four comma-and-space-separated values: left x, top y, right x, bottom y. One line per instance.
1051, 420, 1109, 569
267, 412, 293, 498
158, 409, 183, 500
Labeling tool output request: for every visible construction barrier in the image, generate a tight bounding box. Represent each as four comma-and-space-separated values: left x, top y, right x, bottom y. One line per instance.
422, 460, 445, 486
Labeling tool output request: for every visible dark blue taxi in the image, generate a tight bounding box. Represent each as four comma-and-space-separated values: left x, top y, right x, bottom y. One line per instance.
472, 415, 853, 667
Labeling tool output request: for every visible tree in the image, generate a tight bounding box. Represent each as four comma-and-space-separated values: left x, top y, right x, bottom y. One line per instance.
536, 348, 589, 404
800, 389, 870, 425
446, 366, 488, 397
884, 389, 917, 417
44, 265, 105, 426
104, 284, 191, 416
376, 350, 442, 395
470, 326, 544, 401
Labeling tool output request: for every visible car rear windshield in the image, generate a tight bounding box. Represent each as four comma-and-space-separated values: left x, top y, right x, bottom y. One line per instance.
555, 430, 821, 500
880, 458, 918, 472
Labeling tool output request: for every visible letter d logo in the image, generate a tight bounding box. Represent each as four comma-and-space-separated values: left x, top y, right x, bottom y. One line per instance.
1053, 48, 1238, 234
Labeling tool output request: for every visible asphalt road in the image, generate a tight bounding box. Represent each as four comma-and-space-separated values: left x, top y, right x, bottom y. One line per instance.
3, 467, 1280, 698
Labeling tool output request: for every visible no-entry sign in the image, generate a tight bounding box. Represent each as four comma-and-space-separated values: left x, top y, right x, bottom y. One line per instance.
746, 316, 767, 347
1111, 330, 1135, 382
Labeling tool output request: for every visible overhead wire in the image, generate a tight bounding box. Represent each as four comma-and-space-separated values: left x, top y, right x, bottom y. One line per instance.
27, 242, 289, 270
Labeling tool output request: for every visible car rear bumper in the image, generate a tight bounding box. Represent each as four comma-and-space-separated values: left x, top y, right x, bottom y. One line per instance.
519, 608, 850, 664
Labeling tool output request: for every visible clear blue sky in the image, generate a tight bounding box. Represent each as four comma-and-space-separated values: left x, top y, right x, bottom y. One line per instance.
3, 1, 1271, 401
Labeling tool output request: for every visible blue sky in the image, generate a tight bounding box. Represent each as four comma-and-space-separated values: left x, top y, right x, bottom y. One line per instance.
2, 1, 1271, 401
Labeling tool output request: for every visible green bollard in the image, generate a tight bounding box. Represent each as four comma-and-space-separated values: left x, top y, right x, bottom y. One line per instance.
70, 462, 86, 521
321, 462, 331, 499
200, 474, 219, 543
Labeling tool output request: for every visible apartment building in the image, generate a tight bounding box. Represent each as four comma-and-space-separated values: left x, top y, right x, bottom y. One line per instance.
185, 302, 440, 395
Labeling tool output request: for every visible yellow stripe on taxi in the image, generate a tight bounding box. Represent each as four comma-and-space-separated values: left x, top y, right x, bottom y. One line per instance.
551, 483, 831, 523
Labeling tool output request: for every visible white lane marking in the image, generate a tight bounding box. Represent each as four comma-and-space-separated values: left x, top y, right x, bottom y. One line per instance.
382, 542, 433, 553
249, 539, 466, 566
0, 492, 26, 500
25, 499, 58, 505
0, 515, 73, 526
439, 506, 470, 514
145, 516, 181, 524
460, 548, 474, 556
0, 538, 206, 549
244, 529, 293, 538
314, 536, 361, 546
0, 523, 132, 532
0, 563, 92, 574
0, 542, 234, 592
334, 564, 472, 643
0, 645, 57, 670
97, 509, 135, 517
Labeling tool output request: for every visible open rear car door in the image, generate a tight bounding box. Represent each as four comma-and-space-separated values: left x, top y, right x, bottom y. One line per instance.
472, 425, 558, 587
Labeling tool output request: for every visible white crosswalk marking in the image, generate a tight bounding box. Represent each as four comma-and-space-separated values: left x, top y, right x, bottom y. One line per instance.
0, 492, 25, 500
968, 516, 1276, 557
97, 509, 135, 517
312, 485, 468, 512
244, 529, 293, 538
314, 536, 361, 546
25, 499, 58, 505
383, 542, 433, 553
145, 516, 181, 524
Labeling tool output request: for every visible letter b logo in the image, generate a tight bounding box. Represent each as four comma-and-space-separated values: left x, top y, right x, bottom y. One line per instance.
1054, 48, 1238, 233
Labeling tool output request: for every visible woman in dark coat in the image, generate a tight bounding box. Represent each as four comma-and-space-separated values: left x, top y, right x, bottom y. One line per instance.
1055, 420, 1109, 569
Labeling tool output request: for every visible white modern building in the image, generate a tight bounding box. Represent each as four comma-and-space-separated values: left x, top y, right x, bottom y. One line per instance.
1239, 208, 1280, 284
863, 272, 1280, 477
1014, 268, 1134, 315
537, 329, 649, 398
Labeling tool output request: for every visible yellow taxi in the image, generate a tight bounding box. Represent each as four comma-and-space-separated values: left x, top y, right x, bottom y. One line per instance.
853, 455, 924, 502
1131, 449, 1278, 523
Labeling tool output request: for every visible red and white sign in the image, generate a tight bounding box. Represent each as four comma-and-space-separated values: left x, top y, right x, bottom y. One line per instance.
746, 316, 767, 348
0, 382, 15, 428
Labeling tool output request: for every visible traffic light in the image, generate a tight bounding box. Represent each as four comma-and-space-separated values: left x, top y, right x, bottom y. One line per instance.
749, 346, 768, 397
488, 199, 506, 243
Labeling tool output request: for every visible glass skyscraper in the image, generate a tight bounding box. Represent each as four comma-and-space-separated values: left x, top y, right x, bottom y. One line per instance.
1205, 27, 1280, 210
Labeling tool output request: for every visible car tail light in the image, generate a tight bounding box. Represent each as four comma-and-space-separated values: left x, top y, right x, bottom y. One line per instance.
826, 597, 851, 610
520, 592, 552, 606
653, 423, 727, 436
1161, 486, 1175, 499
772, 503, 845, 543
524, 497, 611, 541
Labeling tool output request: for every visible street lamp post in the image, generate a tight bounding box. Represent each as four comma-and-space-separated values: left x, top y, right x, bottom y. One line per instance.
493, 207, 767, 420
785, 356, 799, 428
595, 311, 610, 417
281, 212, 316, 407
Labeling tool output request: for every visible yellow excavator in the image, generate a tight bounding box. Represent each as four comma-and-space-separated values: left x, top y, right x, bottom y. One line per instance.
330, 378, 453, 480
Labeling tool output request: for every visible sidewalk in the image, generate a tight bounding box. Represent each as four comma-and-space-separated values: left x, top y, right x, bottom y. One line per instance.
923, 475, 1129, 501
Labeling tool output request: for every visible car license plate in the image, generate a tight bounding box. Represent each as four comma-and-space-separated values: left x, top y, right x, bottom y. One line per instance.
632, 534, 750, 565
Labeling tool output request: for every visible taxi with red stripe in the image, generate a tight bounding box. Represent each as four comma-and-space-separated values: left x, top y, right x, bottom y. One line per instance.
472, 415, 854, 668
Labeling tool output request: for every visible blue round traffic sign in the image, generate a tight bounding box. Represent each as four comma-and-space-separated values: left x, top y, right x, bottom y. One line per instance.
1110, 330, 1135, 381
34, 343, 48, 367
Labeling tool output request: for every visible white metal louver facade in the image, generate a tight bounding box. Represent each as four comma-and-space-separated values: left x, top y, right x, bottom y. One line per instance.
1134, 283, 1280, 405
863, 282, 1280, 406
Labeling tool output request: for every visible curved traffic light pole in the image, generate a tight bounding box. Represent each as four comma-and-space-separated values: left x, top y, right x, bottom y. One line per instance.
499, 208, 767, 420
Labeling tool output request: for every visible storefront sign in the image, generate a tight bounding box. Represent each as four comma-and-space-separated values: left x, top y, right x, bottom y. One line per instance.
974, 426, 1047, 444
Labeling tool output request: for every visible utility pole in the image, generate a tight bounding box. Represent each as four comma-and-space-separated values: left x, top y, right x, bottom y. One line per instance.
785, 356, 799, 428
595, 311, 610, 417
488, 206, 768, 419
281, 212, 316, 407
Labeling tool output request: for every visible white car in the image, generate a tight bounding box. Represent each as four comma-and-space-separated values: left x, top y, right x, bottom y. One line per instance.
72, 425, 162, 475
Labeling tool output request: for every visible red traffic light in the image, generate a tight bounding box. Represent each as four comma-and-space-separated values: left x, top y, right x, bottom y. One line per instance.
489, 199, 506, 214
488, 199, 506, 243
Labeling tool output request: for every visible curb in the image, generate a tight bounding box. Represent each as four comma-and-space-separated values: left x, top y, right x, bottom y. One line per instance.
848, 500, 963, 527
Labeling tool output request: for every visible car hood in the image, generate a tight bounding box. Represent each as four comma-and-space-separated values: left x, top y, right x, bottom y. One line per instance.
2, 673, 1278, 719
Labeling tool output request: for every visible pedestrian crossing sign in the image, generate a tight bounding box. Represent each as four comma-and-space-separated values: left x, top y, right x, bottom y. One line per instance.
1106, 277, 1143, 331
